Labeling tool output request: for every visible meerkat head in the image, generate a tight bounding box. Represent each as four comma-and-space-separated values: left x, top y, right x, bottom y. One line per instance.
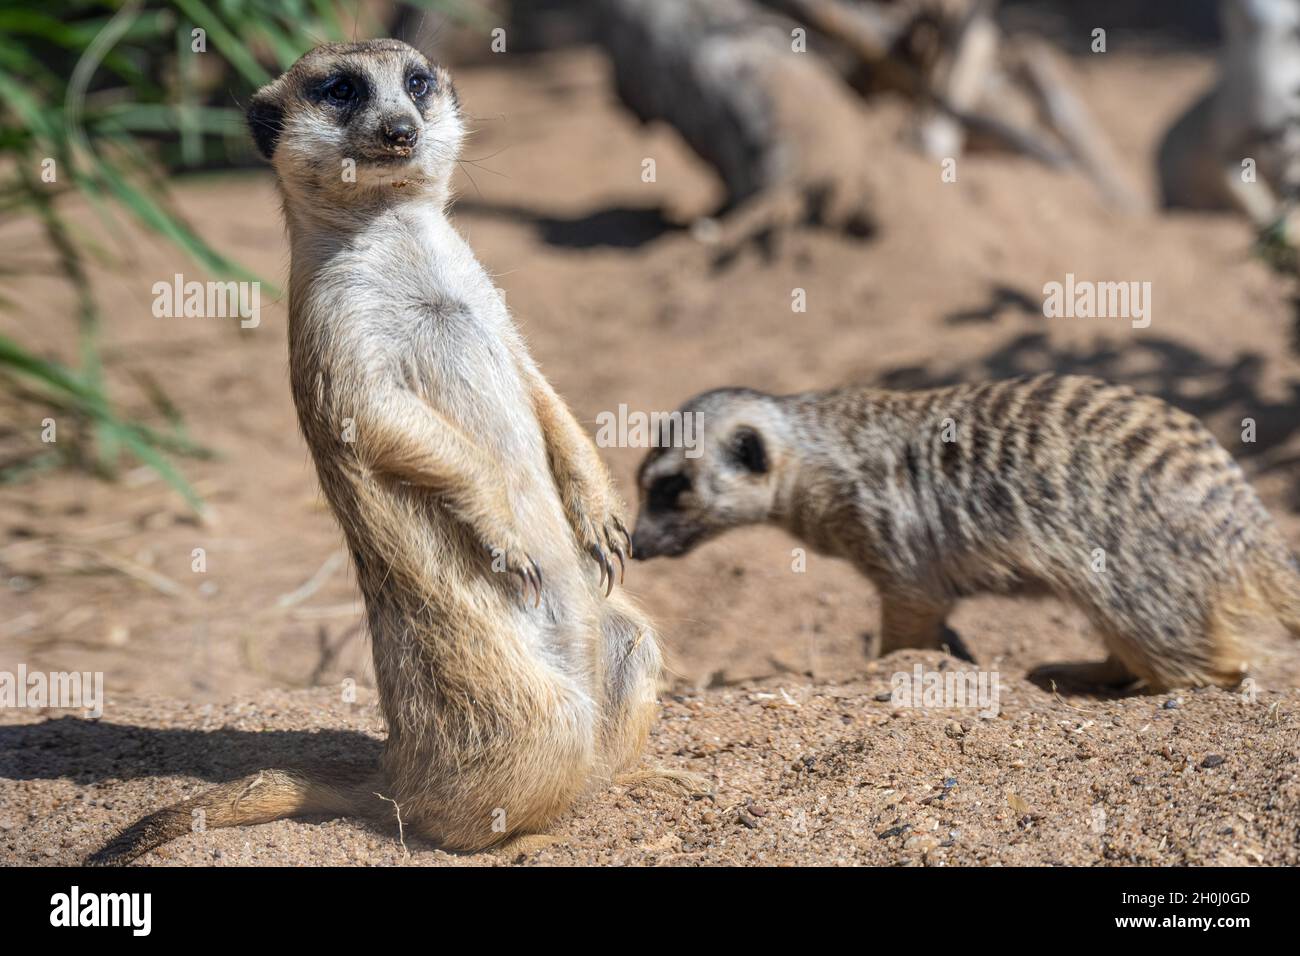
631, 389, 788, 560
246, 39, 462, 206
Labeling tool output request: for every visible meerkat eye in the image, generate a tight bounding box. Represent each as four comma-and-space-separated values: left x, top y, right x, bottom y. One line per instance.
407, 73, 431, 98
648, 474, 691, 512
325, 77, 356, 102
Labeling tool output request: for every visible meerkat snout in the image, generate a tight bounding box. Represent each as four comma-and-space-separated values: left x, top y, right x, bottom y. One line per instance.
632, 389, 780, 559
381, 119, 419, 149
246, 39, 462, 201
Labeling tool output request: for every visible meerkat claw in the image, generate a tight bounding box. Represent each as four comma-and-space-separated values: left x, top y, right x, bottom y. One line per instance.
530, 559, 543, 608
514, 560, 542, 607
602, 552, 615, 596
613, 516, 632, 556
606, 530, 627, 584
603, 553, 615, 595
612, 545, 626, 585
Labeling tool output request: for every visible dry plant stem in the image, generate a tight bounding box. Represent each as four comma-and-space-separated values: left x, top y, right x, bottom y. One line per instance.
1012, 39, 1147, 213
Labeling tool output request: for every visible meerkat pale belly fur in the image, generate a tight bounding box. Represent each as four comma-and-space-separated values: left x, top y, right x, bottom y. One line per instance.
89, 40, 680, 865
632, 375, 1300, 691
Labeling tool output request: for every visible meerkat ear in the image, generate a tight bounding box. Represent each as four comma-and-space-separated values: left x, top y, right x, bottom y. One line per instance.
729, 426, 768, 474
246, 87, 285, 161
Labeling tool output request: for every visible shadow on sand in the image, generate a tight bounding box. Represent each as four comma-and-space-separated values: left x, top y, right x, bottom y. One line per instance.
455, 199, 684, 249
2, 716, 382, 786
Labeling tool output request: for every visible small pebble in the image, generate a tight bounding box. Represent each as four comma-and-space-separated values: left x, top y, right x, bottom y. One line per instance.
903, 834, 938, 854
735, 810, 760, 829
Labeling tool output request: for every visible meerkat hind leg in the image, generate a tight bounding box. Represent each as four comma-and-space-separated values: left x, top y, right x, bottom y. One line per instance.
937, 623, 977, 665
599, 597, 712, 796
879, 594, 976, 663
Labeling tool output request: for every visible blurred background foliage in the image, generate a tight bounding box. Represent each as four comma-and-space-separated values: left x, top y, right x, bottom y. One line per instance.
0, 0, 477, 506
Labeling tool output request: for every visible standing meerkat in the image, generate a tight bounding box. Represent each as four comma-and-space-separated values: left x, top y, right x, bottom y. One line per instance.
1158, 0, 1300, 228
90, 39, 692, 865
631, 375, 1300, 691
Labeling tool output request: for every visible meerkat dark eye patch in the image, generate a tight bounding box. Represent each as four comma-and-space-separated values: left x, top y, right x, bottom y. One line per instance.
648, 474, 691, 512
728, 427, 768, 474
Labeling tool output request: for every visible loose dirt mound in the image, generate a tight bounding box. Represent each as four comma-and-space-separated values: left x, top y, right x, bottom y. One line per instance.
5, 668, 1297, 865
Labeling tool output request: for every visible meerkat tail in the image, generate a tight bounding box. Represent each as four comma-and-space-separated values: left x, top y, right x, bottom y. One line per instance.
87, 765, 386, 866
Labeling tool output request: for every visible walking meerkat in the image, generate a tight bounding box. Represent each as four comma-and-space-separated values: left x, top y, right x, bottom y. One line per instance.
1158, 0, 1300, 228
631, 375, 1300, 691
90, 39, 693, 865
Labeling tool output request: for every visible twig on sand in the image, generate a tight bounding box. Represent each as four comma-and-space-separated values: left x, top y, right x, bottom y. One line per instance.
61, 541, 184, 598
306, 621, 363, 688
274, 551, 346, 609
374, 792, 409, 857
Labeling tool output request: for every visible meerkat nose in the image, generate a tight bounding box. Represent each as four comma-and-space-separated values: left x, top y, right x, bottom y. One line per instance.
382, 122, 419, 147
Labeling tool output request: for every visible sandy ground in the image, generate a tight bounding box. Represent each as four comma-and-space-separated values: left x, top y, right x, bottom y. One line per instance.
2, 46, 1299, 866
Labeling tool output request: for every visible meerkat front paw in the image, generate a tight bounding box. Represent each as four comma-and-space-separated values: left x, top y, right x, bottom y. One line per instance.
569, 493, 631, 596
488, 539, 543, 608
